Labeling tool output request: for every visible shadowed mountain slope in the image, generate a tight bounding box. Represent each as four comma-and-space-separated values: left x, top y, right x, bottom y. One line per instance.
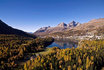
0, 20, 35, 38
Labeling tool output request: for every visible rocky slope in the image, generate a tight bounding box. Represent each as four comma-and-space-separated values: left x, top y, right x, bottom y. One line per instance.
34, 18, 104, 37
34, 21, 80, 36
52, 18, 104, 37
73, 18, 104, 35
0, 20, 35, 38
74, 18, 104, 31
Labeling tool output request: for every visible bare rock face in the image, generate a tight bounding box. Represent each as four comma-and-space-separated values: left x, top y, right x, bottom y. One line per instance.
67, 21, 80, 28
57, 22, 67, 28
35, 26, 50, 33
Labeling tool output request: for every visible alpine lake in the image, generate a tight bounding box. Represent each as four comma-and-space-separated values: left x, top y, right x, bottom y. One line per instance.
47, 38, 78, 49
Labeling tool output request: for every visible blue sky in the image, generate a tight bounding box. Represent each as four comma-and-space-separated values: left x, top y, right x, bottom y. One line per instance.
0, 0, 104, 32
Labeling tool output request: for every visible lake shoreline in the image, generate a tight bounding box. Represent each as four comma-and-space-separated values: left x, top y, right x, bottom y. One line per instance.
47, 38, 78, 49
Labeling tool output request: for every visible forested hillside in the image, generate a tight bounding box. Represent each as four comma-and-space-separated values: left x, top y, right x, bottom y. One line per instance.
24, 40, 104, 70
0, 34, 53, 69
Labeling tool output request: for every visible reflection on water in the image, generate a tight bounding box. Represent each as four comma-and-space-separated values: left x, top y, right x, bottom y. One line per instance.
48, 38, 78, 49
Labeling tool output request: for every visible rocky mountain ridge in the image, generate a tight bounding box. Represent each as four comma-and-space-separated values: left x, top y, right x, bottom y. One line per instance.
34, 18, 104, 37
34, 21, 80, 36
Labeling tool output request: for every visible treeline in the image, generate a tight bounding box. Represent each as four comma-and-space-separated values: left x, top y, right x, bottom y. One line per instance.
24, 40, 104, 70
0, 34, 53, 69
25, 37, 54, 52
78, 40, 104, 48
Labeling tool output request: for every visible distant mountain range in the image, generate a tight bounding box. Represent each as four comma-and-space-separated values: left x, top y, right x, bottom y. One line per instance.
1, 18, 104, 38
0, 20, 35, 38
34, 21, 80, 36
34, 18, 104, 37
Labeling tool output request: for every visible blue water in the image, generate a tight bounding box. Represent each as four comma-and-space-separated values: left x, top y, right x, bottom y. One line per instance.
48, 39, 78, 49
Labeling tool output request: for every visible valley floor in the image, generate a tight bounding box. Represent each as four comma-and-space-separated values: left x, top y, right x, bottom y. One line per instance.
1, 34, 104, 70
